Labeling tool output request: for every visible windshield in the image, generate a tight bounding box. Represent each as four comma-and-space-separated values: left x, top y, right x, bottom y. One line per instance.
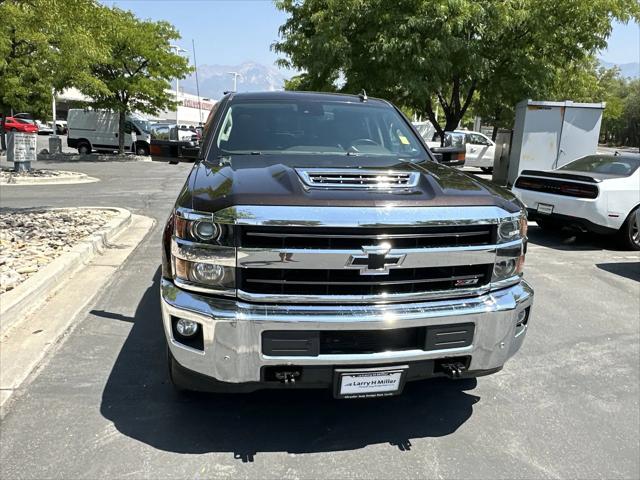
214, 100, 427, 159
559, 155, 640, 176
130, 117, 151, 134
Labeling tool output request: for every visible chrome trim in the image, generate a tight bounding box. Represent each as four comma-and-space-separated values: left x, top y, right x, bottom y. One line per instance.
490, 275, 523, 290
236, 285, 491, 304
161, 278, 534, 383
175, 206, 213, 222
171, 237, 236, 267
173, 277, 236, 297
244, 273, 483, 287
245, 229, 492, 240
212, 205, 515, 226
295, 168, 420, 190
237, 243, 503, 270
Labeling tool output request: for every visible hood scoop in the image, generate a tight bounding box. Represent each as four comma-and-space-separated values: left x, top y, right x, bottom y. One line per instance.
295, 168, 420, 190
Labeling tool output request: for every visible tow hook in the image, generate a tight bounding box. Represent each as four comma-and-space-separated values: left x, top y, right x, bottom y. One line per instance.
274, 370, 300, 384
441, 362, 467, 378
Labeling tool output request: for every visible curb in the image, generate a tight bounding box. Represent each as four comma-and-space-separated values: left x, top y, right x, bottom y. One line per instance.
37, 153, 150, 162
0, 172, 99, 186
0, 207, 132, 336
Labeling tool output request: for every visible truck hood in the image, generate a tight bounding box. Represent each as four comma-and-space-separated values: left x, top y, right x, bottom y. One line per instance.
182, 154, 520, 213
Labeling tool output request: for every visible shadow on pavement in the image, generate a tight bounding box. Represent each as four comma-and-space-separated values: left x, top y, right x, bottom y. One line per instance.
100, 269, 480, 460
527, 224, 624, 252
596, 262, 640, 282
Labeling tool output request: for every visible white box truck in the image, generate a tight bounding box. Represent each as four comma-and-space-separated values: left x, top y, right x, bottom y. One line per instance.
66, 109, 152, 155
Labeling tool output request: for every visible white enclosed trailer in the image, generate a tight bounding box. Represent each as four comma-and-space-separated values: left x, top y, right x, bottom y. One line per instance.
505, 100, 605, 185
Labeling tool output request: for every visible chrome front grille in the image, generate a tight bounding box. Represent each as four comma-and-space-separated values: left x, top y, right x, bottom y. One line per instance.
296, 168, 420, 189
237, 223, 497, 303
238, 264, 492, 297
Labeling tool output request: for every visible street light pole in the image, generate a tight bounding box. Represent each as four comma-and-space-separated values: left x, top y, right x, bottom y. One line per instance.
228, 72, 242, 92
170, 45, 188, 132
52, 87, 57, 138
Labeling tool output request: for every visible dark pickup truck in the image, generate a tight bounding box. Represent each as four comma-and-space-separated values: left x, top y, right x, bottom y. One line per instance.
160, 91, 533, 398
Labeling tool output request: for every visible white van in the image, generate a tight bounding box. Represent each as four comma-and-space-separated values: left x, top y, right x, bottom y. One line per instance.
67, 109, 152, 155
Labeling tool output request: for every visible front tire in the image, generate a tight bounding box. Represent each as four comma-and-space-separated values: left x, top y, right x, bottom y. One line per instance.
618, 207, 640, 251
134, 143, 149, 156
167, 347, 191, 393
77, 142, 91, 155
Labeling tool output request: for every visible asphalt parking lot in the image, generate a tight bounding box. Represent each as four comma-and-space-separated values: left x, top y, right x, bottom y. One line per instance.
0, 159, 638, 479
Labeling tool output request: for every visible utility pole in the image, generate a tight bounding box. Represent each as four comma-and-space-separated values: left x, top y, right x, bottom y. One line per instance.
228, 72, 242, 92
170, 45, 188, 131
192, 39, 203, 125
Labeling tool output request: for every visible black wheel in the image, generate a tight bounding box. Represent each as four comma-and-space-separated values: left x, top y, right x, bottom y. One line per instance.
77, 142, 91, 155
480, 167, 493, 174
11, 128, 17, 132
134, 143, 149, 156
618, 207, 640, 251
167, 346, 191, 393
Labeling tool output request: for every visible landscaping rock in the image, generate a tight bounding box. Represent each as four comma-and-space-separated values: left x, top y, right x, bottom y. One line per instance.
0, 208, 117, 294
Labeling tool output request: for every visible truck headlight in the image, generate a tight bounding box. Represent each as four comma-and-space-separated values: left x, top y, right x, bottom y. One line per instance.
498, 212, 527, 243
171, 208, 235, 294
174, 210, 230, 245
173, 258, 235, 290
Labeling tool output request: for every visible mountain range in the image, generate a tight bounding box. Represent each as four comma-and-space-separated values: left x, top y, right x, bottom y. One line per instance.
599, 60, 639, 79
179, 59, 638, 101
179, 62, 290, 100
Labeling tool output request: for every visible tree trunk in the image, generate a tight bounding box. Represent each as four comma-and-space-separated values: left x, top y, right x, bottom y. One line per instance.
491, 107, 501, 141
118, 109, 126, 155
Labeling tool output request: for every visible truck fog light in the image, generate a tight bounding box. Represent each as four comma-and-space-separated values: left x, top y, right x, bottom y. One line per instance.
192, 221, 219, 241
191, 262, 224, 283
176, 318, 198, 337
493, 259, 517, 279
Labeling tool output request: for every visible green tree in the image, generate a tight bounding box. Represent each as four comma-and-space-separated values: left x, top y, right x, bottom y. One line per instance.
0, 0, 105, 148
82, 7, 192, 154
274, 0, 639, 143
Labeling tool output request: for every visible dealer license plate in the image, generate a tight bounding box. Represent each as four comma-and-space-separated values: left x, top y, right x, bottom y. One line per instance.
335, 366, 407, 399
537, 203, 554, 215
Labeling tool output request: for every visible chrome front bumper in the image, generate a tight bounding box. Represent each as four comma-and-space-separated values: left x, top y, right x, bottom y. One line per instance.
161, 278, 533, 383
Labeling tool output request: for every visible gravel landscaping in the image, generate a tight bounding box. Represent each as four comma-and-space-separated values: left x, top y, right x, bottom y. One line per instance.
0, 168, 87, 184
0, 208, 117, 293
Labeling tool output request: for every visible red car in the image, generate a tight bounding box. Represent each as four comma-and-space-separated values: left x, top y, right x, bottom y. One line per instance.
1, 116, 39, 133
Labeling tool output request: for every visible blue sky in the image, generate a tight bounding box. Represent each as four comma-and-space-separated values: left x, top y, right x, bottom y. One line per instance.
102, 0, 639, 68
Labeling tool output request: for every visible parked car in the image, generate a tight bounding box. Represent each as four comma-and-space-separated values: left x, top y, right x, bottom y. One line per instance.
413, 122, 466, 167
54, 120, 67, 135
512, 152, 640, 250
149, 123, 199, 162
150, 123, 199, 143
67, 109, 151, 155
427, 131, 466, 167
159, 91, 533, 397
35, 120, 54, 135
1, 116, 39, 134
455, 130, 496, 172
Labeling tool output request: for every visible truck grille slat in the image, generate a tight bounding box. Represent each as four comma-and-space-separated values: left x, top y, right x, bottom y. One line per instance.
246, 273, 483, 286
241, 225, 494, 249
239, 265, 491, 296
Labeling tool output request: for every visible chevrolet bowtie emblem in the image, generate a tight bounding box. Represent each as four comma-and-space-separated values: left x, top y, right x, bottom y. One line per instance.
346, 243, 406, 275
